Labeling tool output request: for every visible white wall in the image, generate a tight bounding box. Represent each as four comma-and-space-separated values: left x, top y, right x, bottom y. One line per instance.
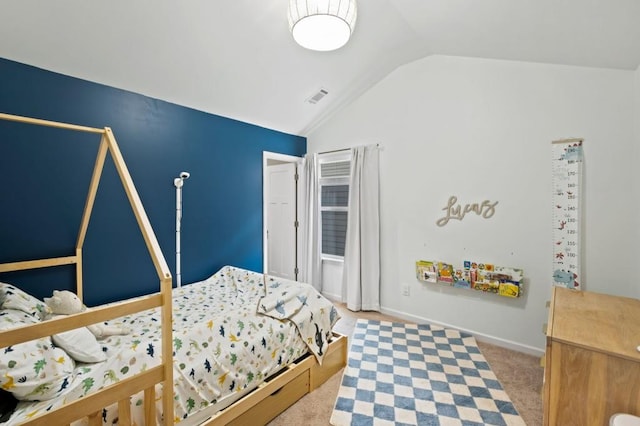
635, 65, 640, 299
308, 55, 635, 354
321, 259, 344, 302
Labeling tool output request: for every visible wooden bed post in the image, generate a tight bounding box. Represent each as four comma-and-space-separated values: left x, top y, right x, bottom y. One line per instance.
103, 127, 174, 424
0, 113, 174, 425
75, 249, 83, 301
75, 135, 109, 302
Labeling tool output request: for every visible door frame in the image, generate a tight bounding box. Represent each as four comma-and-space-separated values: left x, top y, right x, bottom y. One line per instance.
263, 151, 302, 278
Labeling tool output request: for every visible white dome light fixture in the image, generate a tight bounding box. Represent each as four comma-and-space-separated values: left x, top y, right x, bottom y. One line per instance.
288, 0, 357, 52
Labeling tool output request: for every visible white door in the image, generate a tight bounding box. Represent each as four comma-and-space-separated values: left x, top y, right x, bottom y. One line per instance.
266, 162, 297, 280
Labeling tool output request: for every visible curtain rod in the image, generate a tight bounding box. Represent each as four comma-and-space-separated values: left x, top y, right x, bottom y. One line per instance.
318, 143, 380, 155
319, 147, 350, 155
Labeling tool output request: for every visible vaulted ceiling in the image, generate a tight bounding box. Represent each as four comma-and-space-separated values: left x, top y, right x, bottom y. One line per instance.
1, 1, 639, 136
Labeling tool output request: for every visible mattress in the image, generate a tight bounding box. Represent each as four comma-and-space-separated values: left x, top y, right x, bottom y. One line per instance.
2, 266, 339, 425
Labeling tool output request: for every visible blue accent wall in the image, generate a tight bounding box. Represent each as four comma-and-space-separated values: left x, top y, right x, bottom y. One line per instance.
0, 58, 306, 306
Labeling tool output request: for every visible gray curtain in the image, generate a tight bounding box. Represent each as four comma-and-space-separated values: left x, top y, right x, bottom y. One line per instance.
299, 153, 322, 290
342, 145, 380, 311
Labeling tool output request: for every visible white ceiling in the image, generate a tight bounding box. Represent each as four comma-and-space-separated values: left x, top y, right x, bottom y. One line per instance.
1, 1, 639, 136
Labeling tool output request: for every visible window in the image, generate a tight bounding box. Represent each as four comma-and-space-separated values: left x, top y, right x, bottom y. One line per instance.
319, 155, 351, 258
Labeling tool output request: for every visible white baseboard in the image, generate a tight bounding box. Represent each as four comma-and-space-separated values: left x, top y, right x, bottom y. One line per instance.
380, 306, 545, 357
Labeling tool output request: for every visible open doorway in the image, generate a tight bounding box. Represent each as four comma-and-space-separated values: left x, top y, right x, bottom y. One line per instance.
263, 151, 302, 280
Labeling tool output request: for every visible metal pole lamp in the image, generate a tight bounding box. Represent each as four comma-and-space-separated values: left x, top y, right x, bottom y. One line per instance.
174, 171, 190, 287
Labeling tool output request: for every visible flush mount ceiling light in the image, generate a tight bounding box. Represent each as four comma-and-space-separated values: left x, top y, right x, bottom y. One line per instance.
288, 0, 357, 52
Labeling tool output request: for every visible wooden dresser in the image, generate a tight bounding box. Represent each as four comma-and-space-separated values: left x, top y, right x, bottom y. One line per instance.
543, 287, 640, 425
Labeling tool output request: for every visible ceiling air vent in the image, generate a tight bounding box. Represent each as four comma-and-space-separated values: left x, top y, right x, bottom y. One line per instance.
307, 88, 328, 104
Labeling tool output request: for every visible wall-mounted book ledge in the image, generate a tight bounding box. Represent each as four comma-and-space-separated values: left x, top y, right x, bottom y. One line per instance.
416, 260, 524, 298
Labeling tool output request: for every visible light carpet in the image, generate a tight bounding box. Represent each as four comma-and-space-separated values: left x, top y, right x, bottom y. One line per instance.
330, 319, 525, 426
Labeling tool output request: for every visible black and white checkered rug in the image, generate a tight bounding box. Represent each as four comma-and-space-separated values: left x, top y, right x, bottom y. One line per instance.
330, 319, 525, 426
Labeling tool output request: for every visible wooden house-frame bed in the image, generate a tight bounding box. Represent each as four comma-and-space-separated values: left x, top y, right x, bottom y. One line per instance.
0, 112, 347, 425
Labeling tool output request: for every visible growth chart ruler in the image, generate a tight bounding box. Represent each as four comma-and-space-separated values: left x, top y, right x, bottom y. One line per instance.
551, 138, 584, 290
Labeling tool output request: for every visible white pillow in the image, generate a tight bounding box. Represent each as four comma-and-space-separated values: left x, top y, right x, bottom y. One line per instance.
49, 314, 106, 363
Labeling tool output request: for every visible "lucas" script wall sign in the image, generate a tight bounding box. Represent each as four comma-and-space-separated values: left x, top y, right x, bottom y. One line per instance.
436, 196, 498, 227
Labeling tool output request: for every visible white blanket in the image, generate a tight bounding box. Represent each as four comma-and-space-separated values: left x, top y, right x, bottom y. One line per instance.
257, 275, 340, 364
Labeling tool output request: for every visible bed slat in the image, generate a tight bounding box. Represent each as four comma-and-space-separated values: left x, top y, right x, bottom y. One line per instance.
0, 112, 105, 134
144, 386, 156, 425
87, 411, 102, 426
0, 255, 77, 273
118, 398, 132, 425
0, 293, 162, 348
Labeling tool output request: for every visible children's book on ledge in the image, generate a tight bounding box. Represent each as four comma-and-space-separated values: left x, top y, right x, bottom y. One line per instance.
416, 259, 524, 298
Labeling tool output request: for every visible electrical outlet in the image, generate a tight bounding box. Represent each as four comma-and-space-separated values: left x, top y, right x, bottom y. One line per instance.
402, 285, 410, 296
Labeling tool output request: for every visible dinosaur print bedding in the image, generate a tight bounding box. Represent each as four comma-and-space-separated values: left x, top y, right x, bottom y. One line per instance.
1, 266, 340, 425
258, 275, 339, 365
